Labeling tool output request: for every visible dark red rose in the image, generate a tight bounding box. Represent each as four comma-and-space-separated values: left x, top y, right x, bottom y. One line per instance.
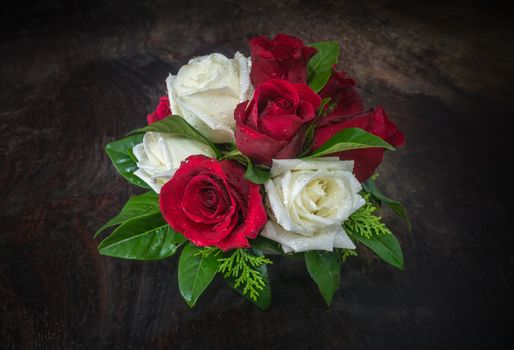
319, 67, 363, 120
249, 34, 317, 86
235, 79, 321, 167
147, 96, 171, 125
312, 106, 405, 182
159, 155, 267, 251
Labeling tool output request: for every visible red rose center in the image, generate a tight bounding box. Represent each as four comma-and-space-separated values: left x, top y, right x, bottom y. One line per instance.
181, 174, 231, 224
202, 188, 219, 209
262, 97, 293, 116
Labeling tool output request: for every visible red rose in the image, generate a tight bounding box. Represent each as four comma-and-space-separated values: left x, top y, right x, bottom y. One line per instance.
235, 79, 321, 167
319, 68, 363, 120
313, 106, 405, 182
147, 96, 171, 125
159, 155, 267, 251
249, 34, 317, 86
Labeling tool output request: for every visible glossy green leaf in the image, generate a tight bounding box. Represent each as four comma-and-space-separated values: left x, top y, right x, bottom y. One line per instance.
98, 212, 183, 260
351, 232, 404, 270
221, 149, 271, 184
128, 116, 220, 157
305, 127, 395, 158
245, 162, 271, 184
178, 243, 221, 308
250, 236, 284, 255
105, 134, 150, 189
95, 191, 160, 237
362, 178, 411, 231
224, 249, 272, 310
304, 250, 341, 306
166, 225, 187, 246
307, 41, 340, 92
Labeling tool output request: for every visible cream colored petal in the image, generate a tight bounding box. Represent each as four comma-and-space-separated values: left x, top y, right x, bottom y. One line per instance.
132, 143, 147, 162
172, 96, 235, 143
261, 220, 337, 253
270, 158, 353, 177
180, 89, 239, 129
351, 193, 366, 214
337, 173, 364, 220
161, 134, 215, 168
234, 52, 252, 101
132, 131, 215, 193
166, 73, 182, 120
333, 225, 356, 249
278, 170, 293, 206
264, 179, 305, 233
134, 168, 163, 193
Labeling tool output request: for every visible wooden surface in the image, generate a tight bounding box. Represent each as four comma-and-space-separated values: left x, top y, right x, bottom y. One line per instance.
1, 1, 513, 349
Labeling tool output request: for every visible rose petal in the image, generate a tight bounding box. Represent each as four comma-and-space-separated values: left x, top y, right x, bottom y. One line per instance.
261, 220, 338, 253
270, 158, 353, 177
235, 123, 289, 167
333, 225, 356, 249
147, 96, 171, 125
259, 113, 306, 140
264, 178, 306, 234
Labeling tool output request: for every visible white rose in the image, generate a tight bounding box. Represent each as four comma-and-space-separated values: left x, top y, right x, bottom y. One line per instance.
262, 158, 365, 253
166, 52, 252, 144
132, 132, 216, 193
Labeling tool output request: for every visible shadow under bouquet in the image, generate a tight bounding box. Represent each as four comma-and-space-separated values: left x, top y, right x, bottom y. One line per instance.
96, 34, 410, 309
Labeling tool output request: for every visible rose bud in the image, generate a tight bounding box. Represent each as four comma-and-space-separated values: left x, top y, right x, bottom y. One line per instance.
147, 96, 172, 125
319, 68, 363, 121
249, 34, 317, 86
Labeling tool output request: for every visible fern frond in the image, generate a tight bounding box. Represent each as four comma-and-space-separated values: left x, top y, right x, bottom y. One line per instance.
341, 249, 358, 262
344, 194, 392, 239
218, 249, 272, 301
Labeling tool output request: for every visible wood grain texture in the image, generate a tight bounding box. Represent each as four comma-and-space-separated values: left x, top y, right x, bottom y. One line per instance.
1, 1, 513, 349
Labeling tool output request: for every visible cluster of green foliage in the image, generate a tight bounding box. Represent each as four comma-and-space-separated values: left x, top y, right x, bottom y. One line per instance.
344, 194, 392, 239
218, 249, 272, 301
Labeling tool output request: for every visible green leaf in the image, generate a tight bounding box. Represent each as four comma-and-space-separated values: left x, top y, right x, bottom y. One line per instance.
307, 41, 340, 92
318, 97, 332, 116
98, 212, 184, 260
221, 149, 271, 184
178, 243, 221, 308
301, 97, 335, 157
128, 116, 220, 157
250, 236, 284, 255
245, 162, 271, 184
362, 178, 411, 231
351, 232, 404, 270
305, 127, 395, 159
95, 191, 160, 237
224, 249, 272, 310
304, 251, 341, 306
105, 134, 150, 189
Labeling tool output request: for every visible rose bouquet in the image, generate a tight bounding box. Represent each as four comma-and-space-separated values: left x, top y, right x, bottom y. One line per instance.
96, 34, 409, 309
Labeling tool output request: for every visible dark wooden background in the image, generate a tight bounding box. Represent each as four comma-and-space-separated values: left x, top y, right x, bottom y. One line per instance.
1, 0, 513, 349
